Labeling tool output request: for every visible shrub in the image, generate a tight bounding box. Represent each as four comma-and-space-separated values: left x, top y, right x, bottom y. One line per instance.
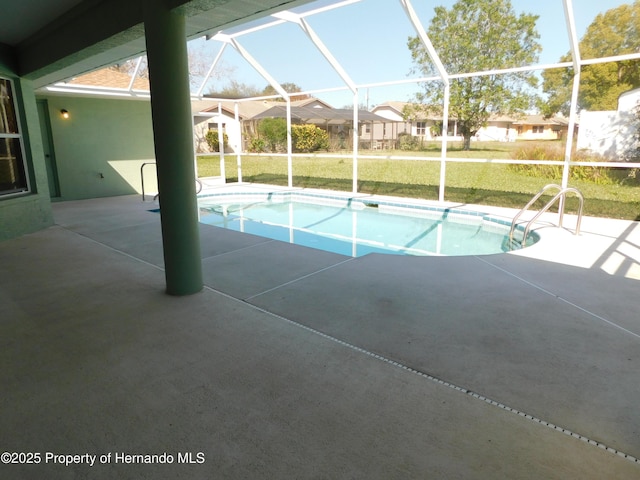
257, 118, 288, 152
291, 124, 329, 152
205, 129, 228, 152
508, 144, 619, 185
398, 132, 420, 151
247, 137, 267, 153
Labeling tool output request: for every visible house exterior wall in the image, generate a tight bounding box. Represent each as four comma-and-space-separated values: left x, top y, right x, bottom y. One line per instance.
193, 115, 210, 154
576, 89, 640, 159
515, 125, 559, 141
617, 88, 640, 112
477, 122, 516, 142
363, 106, 416, 146
194, 111, 242, 154
362, 121, 411, 143
357, 116, 566, 148
409, 121, 435, 139
39, 95, 157, 200
577, 110, 635, 159
0, 55, 54, 241
372, 107, 404, 122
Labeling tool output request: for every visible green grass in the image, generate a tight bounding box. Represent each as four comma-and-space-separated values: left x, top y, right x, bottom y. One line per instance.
197, 145, 640, 220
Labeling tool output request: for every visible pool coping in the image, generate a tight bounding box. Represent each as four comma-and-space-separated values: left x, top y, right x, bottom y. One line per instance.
197, 184, 540, 254
196, 181, 640, 280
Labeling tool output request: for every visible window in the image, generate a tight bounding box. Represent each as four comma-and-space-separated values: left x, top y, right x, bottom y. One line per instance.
0, 78, 28, 196
416, 121, 427, 135
532, 125, 544, 134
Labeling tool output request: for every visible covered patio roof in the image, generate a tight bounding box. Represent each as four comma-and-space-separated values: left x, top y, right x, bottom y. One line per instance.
0, 0, 316, 89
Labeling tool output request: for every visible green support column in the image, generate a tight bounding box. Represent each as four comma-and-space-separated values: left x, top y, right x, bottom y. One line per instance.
144, 2, 202, 295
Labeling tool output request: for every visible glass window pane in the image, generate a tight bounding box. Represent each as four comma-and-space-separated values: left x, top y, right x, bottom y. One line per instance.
0, 137, 28, 194
0, 79, 19, 134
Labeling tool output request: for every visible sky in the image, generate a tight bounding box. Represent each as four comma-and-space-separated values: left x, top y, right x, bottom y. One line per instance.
188, 0, 633, 108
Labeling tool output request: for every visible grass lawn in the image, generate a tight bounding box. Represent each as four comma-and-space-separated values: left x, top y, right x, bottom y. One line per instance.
197, 143, 639, 220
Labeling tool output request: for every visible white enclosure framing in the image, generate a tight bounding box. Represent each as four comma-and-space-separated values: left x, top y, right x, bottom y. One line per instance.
45, 0, 640, 200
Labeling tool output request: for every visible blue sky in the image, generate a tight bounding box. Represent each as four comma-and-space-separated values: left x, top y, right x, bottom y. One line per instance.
191, 0, 632, 108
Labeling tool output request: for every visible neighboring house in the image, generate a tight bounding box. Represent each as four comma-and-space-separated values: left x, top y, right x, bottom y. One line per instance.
192, 99, 228, 154
475, 115, 517, 142
369, 101, 569, 146
192, 100, 250, 154
366, 102, 413, 148
511, 115, 570, 141
251, 99, 386, 149
194, 97, 335, 153
577, 88, 639, 159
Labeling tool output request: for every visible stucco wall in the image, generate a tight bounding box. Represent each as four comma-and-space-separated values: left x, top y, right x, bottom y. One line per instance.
40, 95, 157, 200
617, 89, 640, 112
577, 110, 635, 159
193, 113, 241, 154
0, 54, 54, 242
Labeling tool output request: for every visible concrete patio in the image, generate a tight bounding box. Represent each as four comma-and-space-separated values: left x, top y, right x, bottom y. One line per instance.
1, 191, 639, 479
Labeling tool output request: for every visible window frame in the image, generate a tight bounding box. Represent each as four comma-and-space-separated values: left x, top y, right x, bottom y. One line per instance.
0, 77, 30, 198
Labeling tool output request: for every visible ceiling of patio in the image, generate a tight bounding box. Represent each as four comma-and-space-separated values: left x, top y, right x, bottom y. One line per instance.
0, 0, 314, 88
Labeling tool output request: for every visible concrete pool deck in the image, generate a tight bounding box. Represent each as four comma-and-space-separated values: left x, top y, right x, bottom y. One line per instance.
1, 186, 639, 479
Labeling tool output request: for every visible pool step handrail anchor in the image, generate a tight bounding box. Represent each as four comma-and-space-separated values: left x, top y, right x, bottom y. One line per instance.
141, 161, 203, 201
509, 184, 584, 247
140, 162, 157, 201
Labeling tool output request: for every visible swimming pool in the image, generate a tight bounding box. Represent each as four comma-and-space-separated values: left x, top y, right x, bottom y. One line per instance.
197, 191, 538, 257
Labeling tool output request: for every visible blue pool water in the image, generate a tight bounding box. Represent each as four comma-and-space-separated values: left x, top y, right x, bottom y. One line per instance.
197, 193, 536, 257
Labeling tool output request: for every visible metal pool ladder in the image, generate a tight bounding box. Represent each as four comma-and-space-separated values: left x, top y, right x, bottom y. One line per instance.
509, 184, 584, 247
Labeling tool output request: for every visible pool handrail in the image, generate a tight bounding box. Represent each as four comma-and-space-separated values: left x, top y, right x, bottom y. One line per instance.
140, 161, 203, 201
140, 162, 157, 201
509, 184, 584, 246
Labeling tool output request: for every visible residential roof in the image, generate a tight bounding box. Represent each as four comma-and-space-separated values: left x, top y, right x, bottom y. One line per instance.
198, 100, 278, 119
372, 100, 442, 120
192, 100, 228, 116
290, 98, 333, 108
67, 68, 149, 90
251, 105, 385, 123
373, 101, 413, 114
197, 97, 334, 119
512, 115, 569, 126
373, 103, 570, 126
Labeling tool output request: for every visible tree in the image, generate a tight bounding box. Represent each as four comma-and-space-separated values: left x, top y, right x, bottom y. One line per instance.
262, 83, 310, 101
407, 0, 541, 149
206, 80, 262, 99
109, 46, 235, 91
541, 1, 640, 116
257, 118, 288, 152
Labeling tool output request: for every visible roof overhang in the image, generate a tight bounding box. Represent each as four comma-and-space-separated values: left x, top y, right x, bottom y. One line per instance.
1, 0, 315, 89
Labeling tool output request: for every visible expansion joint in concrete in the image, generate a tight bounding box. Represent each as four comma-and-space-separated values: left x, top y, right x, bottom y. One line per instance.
239, 297, 640, 466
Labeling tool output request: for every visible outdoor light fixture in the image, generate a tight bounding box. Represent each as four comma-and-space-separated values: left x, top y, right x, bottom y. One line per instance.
60, 109, 69, 119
